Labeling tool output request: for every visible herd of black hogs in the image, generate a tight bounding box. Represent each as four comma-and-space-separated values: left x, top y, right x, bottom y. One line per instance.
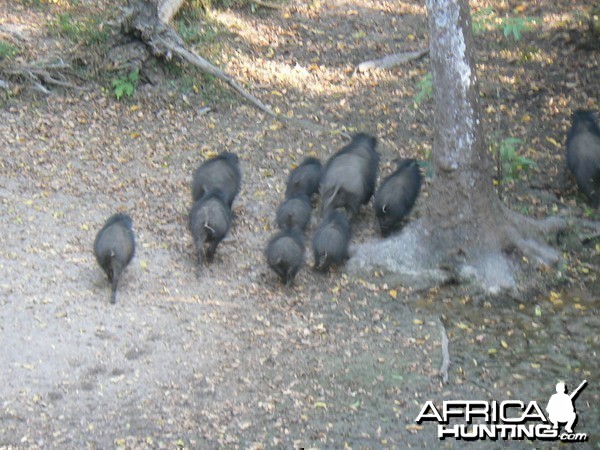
94, 110, 600, 303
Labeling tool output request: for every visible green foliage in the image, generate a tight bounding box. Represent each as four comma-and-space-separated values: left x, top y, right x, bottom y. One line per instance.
51, 12, 109, 46
497, 137, 537, 182
177, 21, 219, 46
416, 158, 433, 178
472, 7, 495, 35
111, 70, 139, 101
501, 17, 538, 42
413, 72, 433, 107
0, 41, 18, 60
472, 7, 538, 42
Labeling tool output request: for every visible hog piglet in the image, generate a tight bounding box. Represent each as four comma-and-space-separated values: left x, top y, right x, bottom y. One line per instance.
374, 158, 422, 237
94, 213, 135, 304
320, 133, 379, 220
266, 228, 305, 286
285, 157, 322, 199
566, 110, 600, 207
312, 210, 350, 272
276, 194, 312, 232
191, 152, 241, 207
189, 190, 232, 267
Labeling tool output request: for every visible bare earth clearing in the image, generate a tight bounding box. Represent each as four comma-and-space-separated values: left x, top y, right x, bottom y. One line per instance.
0, 0, 598, 448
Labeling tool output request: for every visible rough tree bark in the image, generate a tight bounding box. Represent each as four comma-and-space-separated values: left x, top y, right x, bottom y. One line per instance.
348, 0, 566, 297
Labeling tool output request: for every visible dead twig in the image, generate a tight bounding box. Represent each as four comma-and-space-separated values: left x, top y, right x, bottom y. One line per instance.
438, 317, 450, 384
251, 0, 285, 9
355, 49, 429, 73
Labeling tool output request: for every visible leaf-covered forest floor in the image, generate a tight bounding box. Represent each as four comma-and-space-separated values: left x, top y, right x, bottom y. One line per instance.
0, 0, 598, 448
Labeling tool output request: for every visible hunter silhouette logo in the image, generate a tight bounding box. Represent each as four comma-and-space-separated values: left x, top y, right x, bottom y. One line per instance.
415, 379, 589, 442
546, 380, 587, 434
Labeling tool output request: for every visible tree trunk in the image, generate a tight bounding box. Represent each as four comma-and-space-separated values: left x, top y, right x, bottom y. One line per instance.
348, 0, 565, 298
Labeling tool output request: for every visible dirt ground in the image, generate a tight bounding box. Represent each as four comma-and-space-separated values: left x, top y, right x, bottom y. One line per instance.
0, 0, 599, 448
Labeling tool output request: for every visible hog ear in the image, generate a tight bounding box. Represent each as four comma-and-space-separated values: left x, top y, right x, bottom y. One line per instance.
382, 204, 388, 214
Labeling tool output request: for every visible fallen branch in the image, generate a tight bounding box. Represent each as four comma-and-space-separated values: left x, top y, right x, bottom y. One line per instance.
121, 0, 348, 137
122, 0, 277, 116
170, 44, 277, 117
438, 317, 450, 384
251, 0, 285, 9
355, 49, 429, 73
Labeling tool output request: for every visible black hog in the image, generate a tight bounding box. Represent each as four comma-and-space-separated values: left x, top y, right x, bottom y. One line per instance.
276, 194, 312, 232
320, 133, 379, 219
191, 152, 241, 207
566, 110, 600, 207
94, 213, 135, 304
266, 229, 305, 286
374, 159, 422, 236
189, 190, 232, 266
312, 210, 350, 271
285, 157, 322, 199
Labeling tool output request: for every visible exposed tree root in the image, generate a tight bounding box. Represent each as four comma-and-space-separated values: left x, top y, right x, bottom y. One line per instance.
1, 60, 81, 94
501, 208, 567, 267
560, 216, 600, 243
349, 209, 567, 299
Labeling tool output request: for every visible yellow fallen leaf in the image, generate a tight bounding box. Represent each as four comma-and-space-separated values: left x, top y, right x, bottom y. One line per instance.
501, 340, 508, 349
514, 4, 527, 13
389, 289, 398, 299
314, 402, 327, 409
549, 291, 563, 305
521, 113, 531, 122
129, 105, 140, 112
545, 137, 560, 148
413, 318, 424, 325
488, 348, 497, 355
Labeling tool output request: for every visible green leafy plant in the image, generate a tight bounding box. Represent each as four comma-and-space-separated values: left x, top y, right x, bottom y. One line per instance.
52, 12, 109, 46
501, 16, 538, 41
111, 70, 139, 100
413, 72, 433, 107
472, 6, 495, 34
497, 137, 537, 182
472, 7, 538, 42
0, 41, 18, 60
